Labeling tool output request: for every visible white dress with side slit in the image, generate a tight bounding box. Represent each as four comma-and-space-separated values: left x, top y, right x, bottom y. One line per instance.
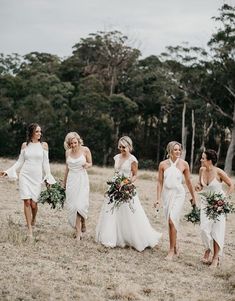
162, 158, 186, 231
66, 154, 90, 228
200, 178, 225, 256
5, 142, 56, 202
96, 154, 162, 252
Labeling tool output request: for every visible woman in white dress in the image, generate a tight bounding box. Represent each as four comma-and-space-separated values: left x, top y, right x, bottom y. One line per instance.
195, 149, 234, 267
155, 141, 196, 260
63, 132, 92, 241
0, 123, 56, 237
96, 136, 162, 252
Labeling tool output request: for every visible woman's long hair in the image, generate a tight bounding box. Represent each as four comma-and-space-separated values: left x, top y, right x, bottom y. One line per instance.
26, 123, 42, 145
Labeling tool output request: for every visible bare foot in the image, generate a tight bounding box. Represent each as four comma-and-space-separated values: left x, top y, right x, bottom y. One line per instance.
165, 250, 174, 261
174, 246, 180, 257
201, 249, 211, 264
209, 257, 220, 268
31, 219, 36, 227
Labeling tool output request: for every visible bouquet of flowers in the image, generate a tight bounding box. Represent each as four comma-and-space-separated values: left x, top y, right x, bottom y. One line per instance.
39, 181, 66, 210
200, 191, 235, 221
185, 204, 200, 225
105, 172, 136, 213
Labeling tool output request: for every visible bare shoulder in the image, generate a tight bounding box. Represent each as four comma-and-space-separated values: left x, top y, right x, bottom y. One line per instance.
181, 159, 189, 167
159, 159, 168, 170
21, 142, 27, 149
217, 167, 227, 177
65, 149, 70, 158
42, 142, 49, 150
82, 146, 90, 153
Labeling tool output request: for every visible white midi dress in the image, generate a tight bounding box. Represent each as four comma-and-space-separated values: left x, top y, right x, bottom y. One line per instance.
200, 178, 225, 256
66, 155, 90, 228
96, 154, 162, 252
5, 142, 56, 202
162, 158, 186, 231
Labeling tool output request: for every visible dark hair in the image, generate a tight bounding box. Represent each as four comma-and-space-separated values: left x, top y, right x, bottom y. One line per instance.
26, 123, 42, 145
204, 149, 217, 165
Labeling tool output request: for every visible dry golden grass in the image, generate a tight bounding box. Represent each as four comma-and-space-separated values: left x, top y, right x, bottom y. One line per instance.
0, 158, 235, 301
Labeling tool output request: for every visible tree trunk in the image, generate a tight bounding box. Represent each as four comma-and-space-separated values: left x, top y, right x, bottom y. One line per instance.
190, 110, 195, 172
181, 102, 187, 159
224, 102, 235, 174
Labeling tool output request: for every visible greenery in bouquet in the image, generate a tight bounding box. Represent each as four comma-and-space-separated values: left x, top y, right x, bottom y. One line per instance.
39, 181, 66, 210
200, 191, 235, 221
105, 172, 136, 213
185, 204, 200, 225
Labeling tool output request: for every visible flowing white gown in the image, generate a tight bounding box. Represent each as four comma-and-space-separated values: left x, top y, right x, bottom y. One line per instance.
162, 158, 186, 231
200, 178, 225, 256
96, 154, 162, 252
66, 155, 89, 228
5, 142, 56, 202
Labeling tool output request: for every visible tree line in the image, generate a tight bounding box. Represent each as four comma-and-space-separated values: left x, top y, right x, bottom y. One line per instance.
0, 4, 234, 173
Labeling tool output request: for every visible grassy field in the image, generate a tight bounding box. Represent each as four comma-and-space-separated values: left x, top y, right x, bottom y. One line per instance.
0, 158, 235, 301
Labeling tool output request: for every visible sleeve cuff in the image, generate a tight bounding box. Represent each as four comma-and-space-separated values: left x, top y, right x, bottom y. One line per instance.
43, 174, 56, 185
4, 168, 18, 180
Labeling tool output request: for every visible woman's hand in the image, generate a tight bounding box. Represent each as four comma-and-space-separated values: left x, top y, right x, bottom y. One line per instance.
44, 180, 51, 189
83, 162, 89, 169
0, 171, 7, 177
190, 198, 196, 207
195, 183, 202, 192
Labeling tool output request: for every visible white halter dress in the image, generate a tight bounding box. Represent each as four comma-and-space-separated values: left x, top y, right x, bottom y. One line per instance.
66, 154, 90, 228
162, 158, 186, 231
96, 154, 162, 252
200, 178, 225, 256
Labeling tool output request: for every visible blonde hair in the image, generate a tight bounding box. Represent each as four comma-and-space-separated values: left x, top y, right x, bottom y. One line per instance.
166, 141, 182, 158
118, 136, 133, 152
64, 132, 84, 150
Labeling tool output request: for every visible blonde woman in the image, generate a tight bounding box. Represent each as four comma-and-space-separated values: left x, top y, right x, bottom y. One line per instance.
63, 132, 92, 240
155, 141, 196, 260
96, 136, 162, 252
0, 123, 56, 237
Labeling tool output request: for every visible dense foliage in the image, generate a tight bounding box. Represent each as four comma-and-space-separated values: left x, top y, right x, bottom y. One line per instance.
0, 5, 234, 172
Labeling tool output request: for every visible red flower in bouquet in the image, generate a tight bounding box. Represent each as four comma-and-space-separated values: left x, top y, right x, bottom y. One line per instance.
200, 191, 235, 221
105, 172, 136, 213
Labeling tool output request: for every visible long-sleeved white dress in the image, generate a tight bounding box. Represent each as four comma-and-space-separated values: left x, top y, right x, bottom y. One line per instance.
162, 158, 186, 231
5, 142, 56, 202
96, 154, 162, 252
200, 178, 225, 256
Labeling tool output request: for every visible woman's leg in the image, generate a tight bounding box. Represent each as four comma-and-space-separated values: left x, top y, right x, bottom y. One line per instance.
31, 200, 38, 226
166, 218, 177, 260
81, 216, 86, 233
75, 213, 82, 240
24, 199, 33, 236
210, 240, 220, 267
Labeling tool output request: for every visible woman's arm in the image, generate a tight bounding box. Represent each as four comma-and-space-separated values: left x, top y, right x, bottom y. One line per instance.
195, 167, 203, 192
42, 142, 56, 184
154, 162, 164, 207
2, 142, 27, 179
83, 147, 92, 169
218, 168, 234, 195
63, 150, 69, 188
183, 161, 196, 205
130, 161, 138, 182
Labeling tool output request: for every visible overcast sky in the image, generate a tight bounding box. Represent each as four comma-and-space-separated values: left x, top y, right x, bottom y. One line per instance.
0, 0, 234, 59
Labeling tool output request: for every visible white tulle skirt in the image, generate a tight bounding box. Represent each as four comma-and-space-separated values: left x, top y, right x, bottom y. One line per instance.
96, 194, 162, 252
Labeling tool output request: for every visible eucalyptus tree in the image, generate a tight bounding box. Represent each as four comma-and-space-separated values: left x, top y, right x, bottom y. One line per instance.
69, 31, 140, 96
206, 4, 235, 173
123, 55, 179, 164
